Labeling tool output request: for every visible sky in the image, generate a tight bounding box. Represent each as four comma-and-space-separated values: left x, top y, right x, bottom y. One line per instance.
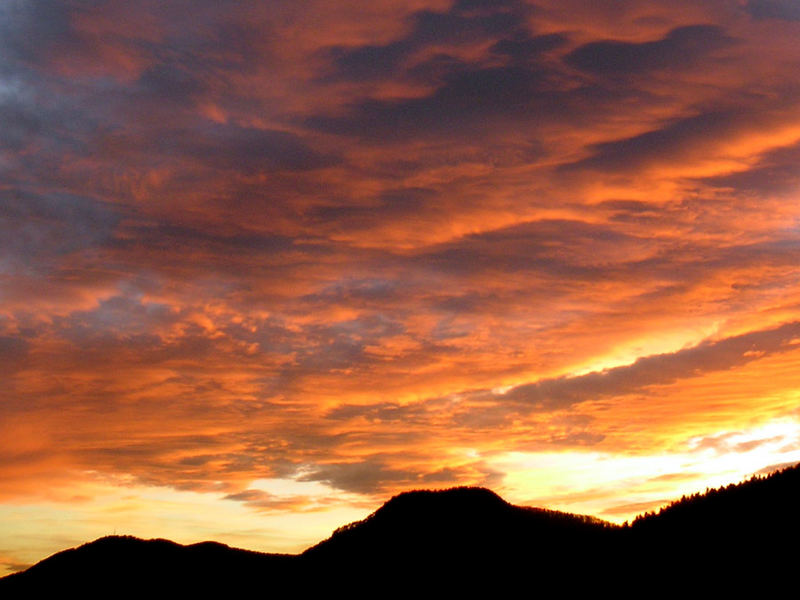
2, 0, 800, 575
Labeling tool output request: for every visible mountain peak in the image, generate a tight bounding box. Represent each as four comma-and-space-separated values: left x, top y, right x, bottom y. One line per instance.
375, 486, 509, 515
302, 485, 609, 563
4, 465, 799, 594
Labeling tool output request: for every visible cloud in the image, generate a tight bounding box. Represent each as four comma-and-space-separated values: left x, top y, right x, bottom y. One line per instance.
565, 24, 735, 75
323, 0, 530, 82
305, 187, 436, 233
296, 457, 501, 494
699, 139, 800, 196
689, 427, 798, 456
490, 32, 568, 61
347, 319, 799, 443
309, 62, 573, 140
0, 336, 29, 375
0, 190, 120, 266
0, 1, 78, 67
223, 489, 314, 512
309, 5, 599, 142
3, 1, 800, 562
416, 218, 651, 276
163, 123, 339, 173
755, 460, 800, 475
563, 109, 744, 173
746, 0, 800, 21
297, 459, 424, 494
647, 472, 701, 483
498, 321, 800, 412
0, 559, 33, 576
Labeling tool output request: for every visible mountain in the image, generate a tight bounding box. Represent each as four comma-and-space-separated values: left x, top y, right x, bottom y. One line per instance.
626, 463, 799, 577
302, 486, 615, 565
0, 535, 295, 594
2, 463, 798, 594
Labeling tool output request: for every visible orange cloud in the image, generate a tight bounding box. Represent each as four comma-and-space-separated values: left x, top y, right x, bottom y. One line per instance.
3, 0, 800, 573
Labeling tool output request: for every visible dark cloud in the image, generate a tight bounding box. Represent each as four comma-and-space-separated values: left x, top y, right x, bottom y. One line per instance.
327, 41, 412, 82
0, 190, 121, 265
309, 62, 568, 139
405, 52, 471, 84
179, 455, 215, 467
324, 0, 528, 82
307, 187, 434, 229
597, 200, 664, 227
0, 0, 78, 67
132, 14, 274, 104
563, 109, 742, 173
297, 459, 416, 494
0, 91, 46, 154
136, 62, 209, 106
223, 489, 308, 511
313, 49, 634, 141
420, 466, 466, 482
310, 4, 596, 141
498, 321, 800, 411
424, 49, 564, 113
0, 336, 29, 375
0, 561, 33, 575
112, 221, 297, 258
328, 394, 606, 447
224, 489, 268, 502
156, 122, 339, 173
326, 400, 435, 424
418, 219, 644, 276
297, 457, 502, 494
0, 79, 103, 161
746, 0, 800, 21
410, 0, 524, 45
0, 336, 28, 358
271, 312, 407, 375
490, 32, 568, 61
55, 295, 176, 343
565, 24, 734, 75
700, 140, 800, 195
548, 431, 606, 446
300, 278, 406, 309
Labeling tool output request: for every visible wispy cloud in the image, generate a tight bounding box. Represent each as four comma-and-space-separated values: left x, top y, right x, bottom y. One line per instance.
3, 0, 800, 570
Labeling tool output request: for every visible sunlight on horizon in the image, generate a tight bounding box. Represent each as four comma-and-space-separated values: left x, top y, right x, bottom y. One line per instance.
3, 417, 799, 576
496, 418, 800, 523
3, 0, 800, 582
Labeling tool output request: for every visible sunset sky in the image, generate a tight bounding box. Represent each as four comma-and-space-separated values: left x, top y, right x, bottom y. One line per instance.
3, 0, 800, 575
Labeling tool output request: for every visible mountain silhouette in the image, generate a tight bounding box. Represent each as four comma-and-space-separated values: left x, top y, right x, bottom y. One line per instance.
0, 535, 295, 594
2, 463, 797, 595
302, 486, 614, 565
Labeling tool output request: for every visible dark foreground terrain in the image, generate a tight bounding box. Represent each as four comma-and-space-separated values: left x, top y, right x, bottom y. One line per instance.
2, 463, 798, 595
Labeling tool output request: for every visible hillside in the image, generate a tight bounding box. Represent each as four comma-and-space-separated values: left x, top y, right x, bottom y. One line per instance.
2, 463, 797, 594
0, 535, 295, 594
302, 486, 616, 568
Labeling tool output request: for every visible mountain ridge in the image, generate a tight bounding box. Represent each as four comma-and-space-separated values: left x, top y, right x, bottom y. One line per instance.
3, 463, 798, 594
